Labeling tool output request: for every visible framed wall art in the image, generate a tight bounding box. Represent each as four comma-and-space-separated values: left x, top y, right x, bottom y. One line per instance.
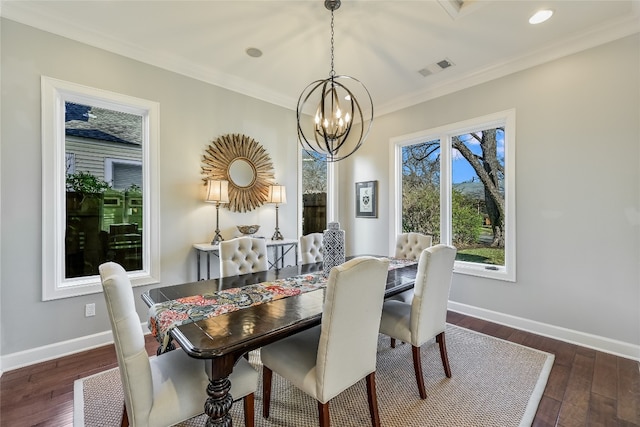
355, 180, 377, 218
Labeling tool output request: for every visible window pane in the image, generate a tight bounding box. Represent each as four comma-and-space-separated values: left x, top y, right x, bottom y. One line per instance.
401, 139, 440, 243
452, 127, 505, 266
302, 151, 327, 234
65, 102, 143, 278
111, 162, 142, 190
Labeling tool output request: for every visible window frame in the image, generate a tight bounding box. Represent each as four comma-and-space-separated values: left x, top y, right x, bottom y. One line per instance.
41, 76, 160, 300
390, 109, 516, 282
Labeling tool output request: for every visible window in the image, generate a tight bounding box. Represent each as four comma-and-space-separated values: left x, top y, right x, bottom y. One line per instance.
301, 151, 327, 234
105, 158, 143, 190
391, 109, 516, 281
41, 77, 160, 300
300, 150, 339, 235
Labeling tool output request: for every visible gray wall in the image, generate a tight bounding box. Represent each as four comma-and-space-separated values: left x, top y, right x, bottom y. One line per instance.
1, 18, 639, 367
340, 35, 640, 351
1, 19, 298, 360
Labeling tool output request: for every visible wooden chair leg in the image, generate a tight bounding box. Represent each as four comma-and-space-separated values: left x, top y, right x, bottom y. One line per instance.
121, 404, 129, 427
243, 393, 255, 427
411, 345, 427, 399
365, 372, 381, 427
390, 337, 396, 348
262, 366, 273, 418
318, 401, 330, 427
436, 332, 452, 378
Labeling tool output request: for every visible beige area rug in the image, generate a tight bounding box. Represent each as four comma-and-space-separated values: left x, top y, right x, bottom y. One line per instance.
74, 324, 554, 427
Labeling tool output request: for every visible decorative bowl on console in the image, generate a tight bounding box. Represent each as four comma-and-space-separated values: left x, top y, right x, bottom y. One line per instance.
237, 225, 260, 235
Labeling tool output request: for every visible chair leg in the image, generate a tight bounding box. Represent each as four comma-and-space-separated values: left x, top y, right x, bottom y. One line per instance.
121, 404, 129, 427
243, 393, 255, 427
365, 372, 381, 427
262, 366, 273, 418
318, 401, 330, 427
411, 345, 427, 399
390, 337, 396, 348
436, 332, 452, 378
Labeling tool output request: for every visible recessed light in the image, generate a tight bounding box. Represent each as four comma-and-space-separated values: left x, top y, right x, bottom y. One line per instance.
529, 9, 553, 25
246, 47, 263, 58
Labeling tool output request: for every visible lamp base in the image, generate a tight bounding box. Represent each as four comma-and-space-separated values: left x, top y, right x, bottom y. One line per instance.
271, 229, 284, 240
211, 231, 224, 246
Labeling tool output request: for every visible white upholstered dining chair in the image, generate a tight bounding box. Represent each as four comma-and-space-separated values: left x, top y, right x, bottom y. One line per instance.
219, 236, 268, 277
299, 232, 324, 264
395, 232, 433, 260
390, 232, 433, 303
379, 244, 457, 400
99, 262, 258, 427
260, 256, 390, 427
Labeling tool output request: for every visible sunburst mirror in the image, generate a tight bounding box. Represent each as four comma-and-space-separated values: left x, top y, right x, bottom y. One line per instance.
202, 133, 275, 212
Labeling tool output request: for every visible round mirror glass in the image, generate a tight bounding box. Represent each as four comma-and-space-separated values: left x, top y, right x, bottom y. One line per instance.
228, 158, 255, 188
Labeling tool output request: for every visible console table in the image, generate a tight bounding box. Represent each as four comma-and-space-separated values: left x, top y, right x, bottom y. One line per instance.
193, 238, 299, 280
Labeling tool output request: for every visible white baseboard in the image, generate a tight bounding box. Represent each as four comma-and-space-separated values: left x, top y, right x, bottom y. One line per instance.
1, 330, 115, 373
448, 301, 640, 361
0, 322, 150, 374
2, 307, 639, 375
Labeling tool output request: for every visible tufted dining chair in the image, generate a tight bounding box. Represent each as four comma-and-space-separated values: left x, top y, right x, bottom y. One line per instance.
260, 256, 390, 427
99, 261, 258, 427
395, 232, 433, 260
390, 232, 433, 303
299, 232, 324, 264
219, 236, 268, 278
379, 244, 457, 400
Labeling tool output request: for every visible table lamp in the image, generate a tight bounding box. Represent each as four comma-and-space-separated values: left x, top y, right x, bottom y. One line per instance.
205, 179, 229, 245
267, 184, 286, 240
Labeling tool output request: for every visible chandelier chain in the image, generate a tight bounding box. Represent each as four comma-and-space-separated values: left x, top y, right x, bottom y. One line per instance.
330, 9, 335, 77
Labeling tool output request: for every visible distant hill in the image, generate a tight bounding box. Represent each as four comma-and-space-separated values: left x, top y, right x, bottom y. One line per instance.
453, 180, 504, 200
453, 181, 485, 199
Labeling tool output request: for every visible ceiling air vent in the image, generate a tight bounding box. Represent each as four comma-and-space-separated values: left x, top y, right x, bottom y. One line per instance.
437, 59, 452, 69
418, 58, 455, 77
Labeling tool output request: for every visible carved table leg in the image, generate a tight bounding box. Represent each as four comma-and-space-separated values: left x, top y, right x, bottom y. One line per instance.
205, 376, 233, 427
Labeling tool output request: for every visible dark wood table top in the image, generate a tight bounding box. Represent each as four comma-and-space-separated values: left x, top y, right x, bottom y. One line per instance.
142, 258, 418, 361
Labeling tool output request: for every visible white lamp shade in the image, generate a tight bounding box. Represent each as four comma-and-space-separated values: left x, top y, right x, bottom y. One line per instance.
267, 185, 287, 204
206, 179, 229, 203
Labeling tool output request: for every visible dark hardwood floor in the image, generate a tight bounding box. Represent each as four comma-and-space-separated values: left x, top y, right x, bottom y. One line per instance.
1, 312, 638, 426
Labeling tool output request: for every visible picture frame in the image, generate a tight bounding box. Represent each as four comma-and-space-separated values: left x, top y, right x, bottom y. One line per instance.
355, 180, 377, 218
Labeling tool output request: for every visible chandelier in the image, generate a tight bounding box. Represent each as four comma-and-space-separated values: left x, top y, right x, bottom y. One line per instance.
297, 0, 373, 162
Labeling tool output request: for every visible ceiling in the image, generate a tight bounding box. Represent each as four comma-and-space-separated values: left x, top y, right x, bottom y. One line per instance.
2, 0, 639, 116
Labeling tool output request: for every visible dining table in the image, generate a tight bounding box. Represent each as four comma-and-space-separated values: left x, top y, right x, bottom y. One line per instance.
141, 256, 418, 427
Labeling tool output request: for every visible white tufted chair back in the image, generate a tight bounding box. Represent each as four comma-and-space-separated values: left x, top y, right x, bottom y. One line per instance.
219, 236, 269, 277
378, 244, 457, 399
409, 244, 457, 345
99, 262, 156, 426
395, 232, 433, 260
299, 233, 324, 264
315, 256, 390, 403
260, 256, 390, 426
99, 261, 258, 426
